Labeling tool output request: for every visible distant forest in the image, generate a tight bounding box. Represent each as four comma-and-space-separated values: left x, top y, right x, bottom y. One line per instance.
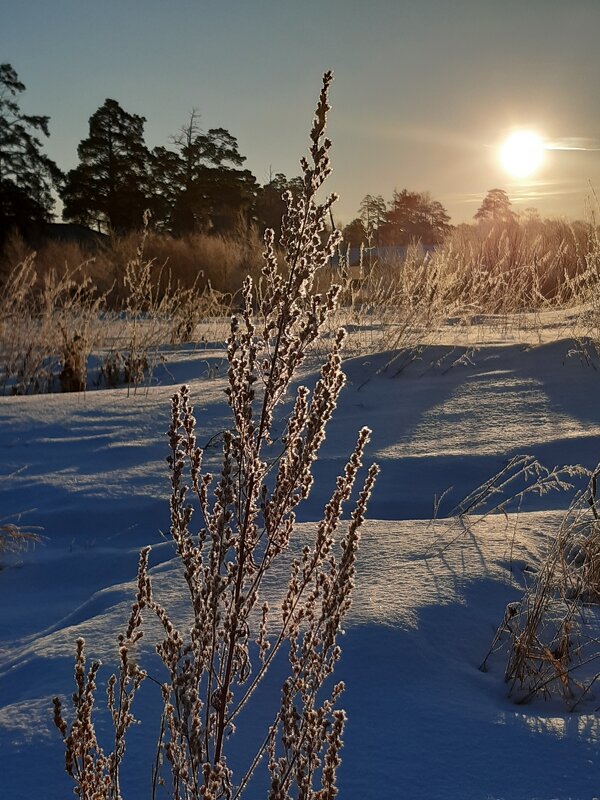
0, 63, 586, 256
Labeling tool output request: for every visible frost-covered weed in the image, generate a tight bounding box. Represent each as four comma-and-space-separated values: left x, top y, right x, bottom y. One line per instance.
495, 467, 600, 706
54, 71, 378, 800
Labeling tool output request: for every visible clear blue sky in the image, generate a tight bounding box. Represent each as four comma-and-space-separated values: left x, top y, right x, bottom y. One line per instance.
3, 0, 600, 224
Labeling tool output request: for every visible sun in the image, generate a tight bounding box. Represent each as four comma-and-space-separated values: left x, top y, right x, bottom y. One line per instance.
500, 131, 545, 178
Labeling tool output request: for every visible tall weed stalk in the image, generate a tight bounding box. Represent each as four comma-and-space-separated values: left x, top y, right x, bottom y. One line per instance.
53, 71, 378, 799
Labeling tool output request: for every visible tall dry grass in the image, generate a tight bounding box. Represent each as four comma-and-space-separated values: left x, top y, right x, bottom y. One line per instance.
0, 523, 42, 565
437, 217, 595, 310
0, 226, 264, 301
327, 215, 600, 363
0, 223, 243, 394
3, 168, 600, 393
476, 463, 600, 707
0, 256, 105, 394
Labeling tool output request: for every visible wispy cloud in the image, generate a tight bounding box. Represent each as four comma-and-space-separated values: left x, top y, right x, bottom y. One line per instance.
546, 137, 600, 151
363, 121, 483, 151
456, 179, 585, 206
508, 187, 584, 202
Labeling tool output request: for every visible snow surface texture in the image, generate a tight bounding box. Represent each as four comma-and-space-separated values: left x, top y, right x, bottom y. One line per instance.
1, 333, 600, 799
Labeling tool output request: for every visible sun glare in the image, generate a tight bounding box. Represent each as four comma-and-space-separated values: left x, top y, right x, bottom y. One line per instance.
500, 131, 545, 178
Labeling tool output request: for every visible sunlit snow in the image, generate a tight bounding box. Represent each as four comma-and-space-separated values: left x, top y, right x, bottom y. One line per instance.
1, 320, 599, 799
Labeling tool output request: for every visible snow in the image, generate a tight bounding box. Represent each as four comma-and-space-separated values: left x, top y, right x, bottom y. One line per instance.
1, 319, 600, 799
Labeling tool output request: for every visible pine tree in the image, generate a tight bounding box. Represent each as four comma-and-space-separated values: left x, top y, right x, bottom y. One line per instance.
342, 217, 367, 246
0, 63, 63, 244
62, 99, 150, 232
379, 189, 451, 245
474, 188, 516, 224
358, 194, 386, 244
254, 172, 303, 239
150, 110, 257, 235
148, 145, 184, 232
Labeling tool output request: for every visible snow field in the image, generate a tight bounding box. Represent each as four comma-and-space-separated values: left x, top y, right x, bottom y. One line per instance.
1, 330, 600, 799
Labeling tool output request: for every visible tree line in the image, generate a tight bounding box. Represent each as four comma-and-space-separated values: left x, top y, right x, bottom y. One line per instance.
342, 187, 523, 248
0, 63, 305, 247
0, 62, 531, 252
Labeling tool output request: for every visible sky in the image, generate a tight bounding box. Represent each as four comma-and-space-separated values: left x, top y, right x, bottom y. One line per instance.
3, 0, 600, 226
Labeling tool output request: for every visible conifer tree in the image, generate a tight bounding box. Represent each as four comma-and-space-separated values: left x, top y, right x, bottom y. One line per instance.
150, 110, 257, 235
379, 189, 451, 245
62, 99, 150, 232
474, 188, 516, 224
0, 63, 63, 243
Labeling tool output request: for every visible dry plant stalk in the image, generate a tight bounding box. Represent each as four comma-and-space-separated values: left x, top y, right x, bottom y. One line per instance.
117, 213, 180, 395
99, 216, 234, 394
54, 71, 378, 800
0, 220, 233, 395
476, 463, 600, 706
0, 522, 42, 563
429, 453, 598, 706
323, 242, 445, 362
0, 256, 104, 394
331, 214, 600, 359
